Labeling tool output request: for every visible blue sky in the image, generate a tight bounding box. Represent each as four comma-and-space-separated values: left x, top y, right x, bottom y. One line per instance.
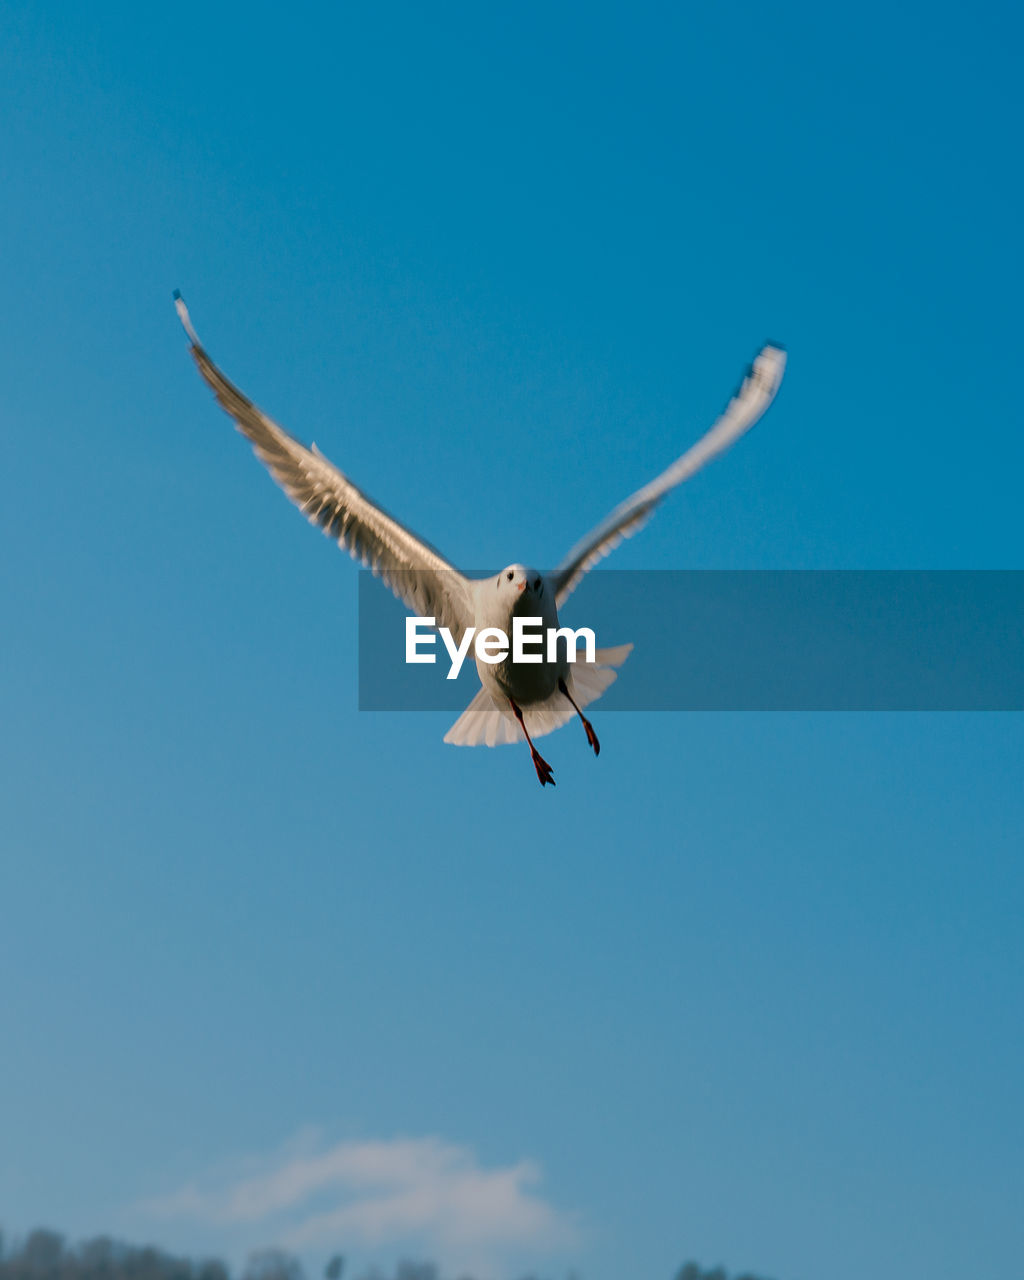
1, 3, 1022, 1279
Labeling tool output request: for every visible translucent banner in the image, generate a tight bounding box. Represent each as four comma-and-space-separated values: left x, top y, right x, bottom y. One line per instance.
357, 570, 1024, 711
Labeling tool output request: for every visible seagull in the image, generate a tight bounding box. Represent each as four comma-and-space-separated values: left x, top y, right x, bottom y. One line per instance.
174, 292, 785, 785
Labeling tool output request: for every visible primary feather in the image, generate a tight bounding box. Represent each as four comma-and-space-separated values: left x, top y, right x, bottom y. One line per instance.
174, 292, 473, 639
552, 344, 786, 605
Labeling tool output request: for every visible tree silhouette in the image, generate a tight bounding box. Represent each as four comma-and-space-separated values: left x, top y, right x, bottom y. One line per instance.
0, 1225, 777, 1280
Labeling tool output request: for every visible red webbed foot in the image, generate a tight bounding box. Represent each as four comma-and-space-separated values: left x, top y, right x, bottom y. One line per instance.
531, 748, 556, 786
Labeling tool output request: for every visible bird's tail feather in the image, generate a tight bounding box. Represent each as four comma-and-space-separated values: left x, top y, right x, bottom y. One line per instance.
443, 644, 632, 747
443, 685, 522, 747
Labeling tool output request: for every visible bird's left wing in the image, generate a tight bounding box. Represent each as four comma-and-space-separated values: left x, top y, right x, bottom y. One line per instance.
551, 343, 786, 605
175, 293, 474, 637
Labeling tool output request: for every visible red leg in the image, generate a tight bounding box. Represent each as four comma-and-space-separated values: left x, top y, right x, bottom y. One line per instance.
509, 698, 556, 786
559, 677, 600, 756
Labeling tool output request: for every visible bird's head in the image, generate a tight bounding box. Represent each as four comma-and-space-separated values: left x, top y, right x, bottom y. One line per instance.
496, 563, 546, 611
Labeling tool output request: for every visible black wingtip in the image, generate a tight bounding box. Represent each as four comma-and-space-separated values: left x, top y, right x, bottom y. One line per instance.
173, 290, 201, 346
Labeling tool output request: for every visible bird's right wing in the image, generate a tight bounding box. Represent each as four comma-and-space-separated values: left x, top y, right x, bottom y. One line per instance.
175, 293, 474, 638
551, 343, 786, 605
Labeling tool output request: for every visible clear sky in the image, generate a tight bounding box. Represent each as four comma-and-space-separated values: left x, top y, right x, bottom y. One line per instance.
1, 3, 1022, 1279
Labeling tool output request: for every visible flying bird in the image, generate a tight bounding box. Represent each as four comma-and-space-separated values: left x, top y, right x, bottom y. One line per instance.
174, 292, 785, 785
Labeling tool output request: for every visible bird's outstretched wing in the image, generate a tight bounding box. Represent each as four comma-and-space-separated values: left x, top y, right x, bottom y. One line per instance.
551, 343, 786, 605
175, 292, 474, 637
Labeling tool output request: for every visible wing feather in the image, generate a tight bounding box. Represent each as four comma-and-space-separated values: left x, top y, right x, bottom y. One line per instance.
175, 293, 473, 637
552, 343, 786, 604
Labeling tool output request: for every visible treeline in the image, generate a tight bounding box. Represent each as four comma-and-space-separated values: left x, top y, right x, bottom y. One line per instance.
0, 1231, 226, 1280
0, 1227, 772, 1280
674, 1267, 774, 1280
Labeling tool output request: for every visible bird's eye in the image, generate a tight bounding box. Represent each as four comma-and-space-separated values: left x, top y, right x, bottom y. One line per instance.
506, 571, 513, 581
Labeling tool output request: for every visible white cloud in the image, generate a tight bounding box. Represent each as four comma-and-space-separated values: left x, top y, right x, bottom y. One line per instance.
142, 1133, 578, 1274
